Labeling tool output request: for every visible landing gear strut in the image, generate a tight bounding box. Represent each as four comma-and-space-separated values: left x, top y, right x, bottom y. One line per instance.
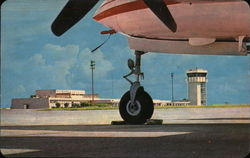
119, 51, 154, 124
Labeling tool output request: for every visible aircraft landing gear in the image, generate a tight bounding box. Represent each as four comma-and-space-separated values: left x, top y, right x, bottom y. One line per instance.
119, 51, 154, 124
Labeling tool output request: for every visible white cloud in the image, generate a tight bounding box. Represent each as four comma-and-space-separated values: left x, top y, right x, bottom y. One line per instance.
29, 54, 45, 65
78, 48, 114, 79
43, 44, 79, 63
15, 43, 115, 90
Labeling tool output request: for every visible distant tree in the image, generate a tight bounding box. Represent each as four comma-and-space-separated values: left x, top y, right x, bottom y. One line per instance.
80, 102, 91, 107
64, 103, 69, 108
55, 103, 61, 108
72, 103, 80, 108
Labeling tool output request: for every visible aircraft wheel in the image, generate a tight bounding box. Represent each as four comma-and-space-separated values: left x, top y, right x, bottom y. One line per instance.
119, 89, 154, 124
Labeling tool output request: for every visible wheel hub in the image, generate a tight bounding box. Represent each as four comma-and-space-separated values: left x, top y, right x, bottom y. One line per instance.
126, 100, 141, 116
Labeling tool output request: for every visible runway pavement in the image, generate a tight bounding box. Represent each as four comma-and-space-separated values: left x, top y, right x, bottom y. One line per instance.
1, 107, 250, 157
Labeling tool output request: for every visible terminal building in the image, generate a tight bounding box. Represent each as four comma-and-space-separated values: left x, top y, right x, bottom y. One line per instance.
11, 89, 190, 109
186, 68, 208, 106
11, 90, 119, 109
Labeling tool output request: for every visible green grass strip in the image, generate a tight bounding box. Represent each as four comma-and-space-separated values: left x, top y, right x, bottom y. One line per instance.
39, 104, 250, 111
155, 104, 250, 109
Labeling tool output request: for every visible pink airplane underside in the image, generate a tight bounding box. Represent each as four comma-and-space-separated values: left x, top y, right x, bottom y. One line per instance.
94, 0, 250, 56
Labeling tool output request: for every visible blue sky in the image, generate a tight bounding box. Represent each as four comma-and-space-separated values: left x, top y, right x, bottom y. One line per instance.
1, 0, 250, 107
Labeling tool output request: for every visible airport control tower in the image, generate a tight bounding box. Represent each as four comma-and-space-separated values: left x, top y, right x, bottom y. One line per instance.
186, 68, 208, 106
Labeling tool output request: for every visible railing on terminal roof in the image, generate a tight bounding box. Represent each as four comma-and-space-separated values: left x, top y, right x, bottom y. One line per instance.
55, 93, 71, 98
53, 93, 99, 99
83, 94, 99, 98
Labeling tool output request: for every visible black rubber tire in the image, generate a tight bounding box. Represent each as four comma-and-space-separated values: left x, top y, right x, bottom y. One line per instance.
119, 89, 154, 124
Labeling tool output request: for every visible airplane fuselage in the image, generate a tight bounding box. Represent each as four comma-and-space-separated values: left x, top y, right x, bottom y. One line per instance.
94, 0, 250, 55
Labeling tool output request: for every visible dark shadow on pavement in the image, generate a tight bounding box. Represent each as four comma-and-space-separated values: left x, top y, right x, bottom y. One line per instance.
1, 124, 250, 158
1, 123, 249, 132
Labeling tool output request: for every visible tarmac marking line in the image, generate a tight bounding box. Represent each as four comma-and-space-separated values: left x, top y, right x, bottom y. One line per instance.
1, 129, 192, 137
1, 149, 40, 155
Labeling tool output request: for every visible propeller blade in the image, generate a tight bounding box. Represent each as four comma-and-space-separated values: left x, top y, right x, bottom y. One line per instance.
52, 0, 99, 36
143, 0, 177, 32
244, 0, 250, 6
0, 0, 6, 6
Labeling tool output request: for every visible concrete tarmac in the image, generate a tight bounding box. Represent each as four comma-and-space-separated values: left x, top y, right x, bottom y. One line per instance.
1, 107, 250, 125
1, 107, 250, 158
